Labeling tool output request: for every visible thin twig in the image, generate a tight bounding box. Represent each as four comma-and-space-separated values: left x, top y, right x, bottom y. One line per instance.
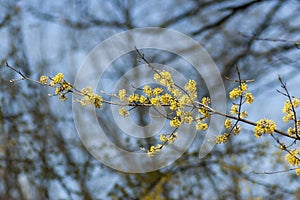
254, 167, 299, 175
278, 75, 299, 139
239, 32, 300, 49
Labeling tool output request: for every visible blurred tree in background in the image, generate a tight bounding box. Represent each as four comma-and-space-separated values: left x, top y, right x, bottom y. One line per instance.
1, 0, 300, 199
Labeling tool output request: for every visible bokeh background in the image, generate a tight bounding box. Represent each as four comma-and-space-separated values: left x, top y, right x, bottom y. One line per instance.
1, 0, 300, 199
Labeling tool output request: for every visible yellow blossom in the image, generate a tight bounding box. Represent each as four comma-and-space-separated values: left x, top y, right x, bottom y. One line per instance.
159, 135, 167, 142
282, 100, 292, 113
118, 107, 129, 117
167, 132, 178, 143
170, 99, 181, 110
233, 124, 241, 135
62, 82, 72, 91
254, 118, 276, 138
180, 111, 194, 124
240, 111, 248, 119
285, 149, 300, 166
81, 86, 92, 95
139, 95, 148, 104
92, 94, 103, 108
196, 123, 208, 131
150, 97, 160, 105
282, 98, 300, 113
160, 93, 172, 105
143, 85, 152, 96
176, 109, 182, 117
79, 87, 103, 108
287, 127, 296, 136
201, 97, 210, 106
170, 88, 182, 98
39, 75, 48, 84
128, 94, 139, 103
282, 98, 300, 123
293, 98, 300, 107
198, 107, 210, 118
52, 73, 64, 84
230, 104, 239, 115
179, 95, 192, 105
245, 92, 254, 104
147, 144, 163, 157
59, 94, 67, 102
154, 70, 174, 88
296, 168, 300, 176
55, 87, 62, 95
283, 112, 295, 123
152, 87, 163, 96
215, 133, 230, 144
224, 118, 232, 129
229, 88, 242, 100
119, 89, 127, 102
170, 117, 181, 127
279, 143, 286, 150
184, 80, 197, 93
240, 83, 248, 92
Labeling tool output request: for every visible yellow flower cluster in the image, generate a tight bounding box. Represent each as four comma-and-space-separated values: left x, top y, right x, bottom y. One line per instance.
245, 92, 254, 104
229, 88, 242, 100
179, 95, 191, 105
40, 73, 72, 102
153, 87, 163, 96
286, 149, 300, 166
143, 85, 152, 96
234, 83, 252, 100
146, 132, 178, 157
287, 126, 300, 136
240, 111, 248, 119
194, 117, 208, 131
169, 99, 181, 110
128, 93, 140, 103
198, 97, 211, 118
147, 144, 163, 157
184, 80, 197, 101
285, 149, 300, 175
282, 98, 300, 123
228, 83, 253, 119
139, 95, 148, 104
229, 83, 250, 100
223, 118, 241, 137
196, 122, 208, 131
118, 107, 129, 117
230, 104, 239, 115
159, 133, 177, 143
154, 71, 184, 99
150, 96, 160, 105
51, 73, 64, 85
224, 118, 232, 129
79, 86, 103, 108
214, 133, 230, 144
253, 118, 276, 138
233, 124, 241, 135
160, 93, 172, 105
184, 80, 196, 93
177, 110, 193, 124
159, 134, 168, 142
120, 86, 167, 107
129, 70, 211, 156
39, 75, 48, 84
170, 117, 181, 127
154, 70, 174, 89
119, 89, 127, 102
230, 105, 248, 118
